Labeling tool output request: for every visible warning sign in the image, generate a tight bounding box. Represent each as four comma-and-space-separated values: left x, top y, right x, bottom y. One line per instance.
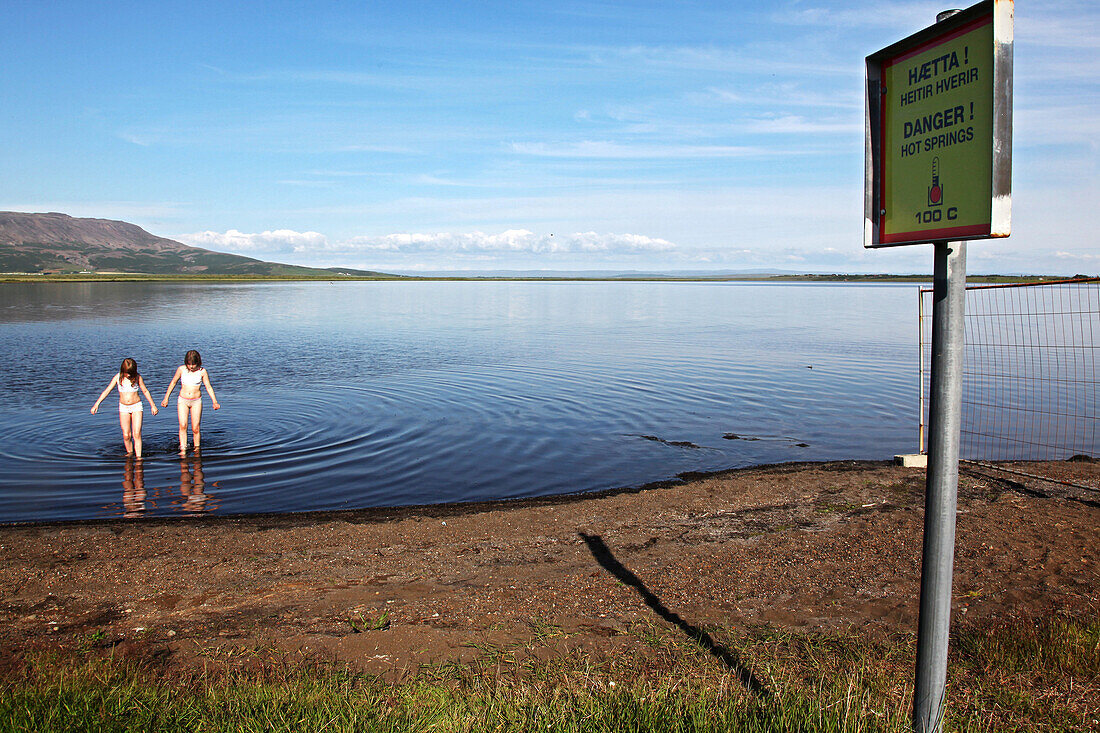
864, 0, 1012, 247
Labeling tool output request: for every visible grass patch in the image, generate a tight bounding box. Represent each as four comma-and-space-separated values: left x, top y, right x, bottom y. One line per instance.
2, 611, 1097, 732
348, 611, 391, 633
0, 655, 908, 733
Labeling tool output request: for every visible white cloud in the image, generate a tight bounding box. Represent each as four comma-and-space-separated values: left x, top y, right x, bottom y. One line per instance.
1054, 251, 1100, 262
336, 143, 421, 154
744, 114, 860, 135
276, 179, 335, 188
1022, 12, 1100, 50
510, 140, 765, 159
705, 86, 861, 111
414, 174, 489, 188
339, 230, 676, 255
119, 133, 153, 147
176, 228, 677, 262
569, 231, 676, 253
772, 4, 943, 31
179, 229, 328, 254
596, 44, 850, 76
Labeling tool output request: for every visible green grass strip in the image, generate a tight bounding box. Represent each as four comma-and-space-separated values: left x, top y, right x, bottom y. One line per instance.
2, 611, 1097, 732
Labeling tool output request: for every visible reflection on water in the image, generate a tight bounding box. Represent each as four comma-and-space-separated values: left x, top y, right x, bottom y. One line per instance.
176, 452, 215, 514
110, 453, 217, 519
121, 458, 146, 518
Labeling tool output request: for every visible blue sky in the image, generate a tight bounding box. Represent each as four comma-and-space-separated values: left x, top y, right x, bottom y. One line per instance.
2, 0, 1097, 274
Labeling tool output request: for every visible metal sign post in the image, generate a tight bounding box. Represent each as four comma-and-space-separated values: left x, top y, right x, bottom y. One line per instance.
865, 2, 1012, 730
914, 238, 966, 731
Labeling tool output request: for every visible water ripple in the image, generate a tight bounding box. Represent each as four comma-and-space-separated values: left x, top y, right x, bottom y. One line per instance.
0, 282, 922, 523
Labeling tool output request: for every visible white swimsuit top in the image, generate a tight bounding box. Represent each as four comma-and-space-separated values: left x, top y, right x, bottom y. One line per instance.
118, 376, 138, 394
181, 367, 205, 387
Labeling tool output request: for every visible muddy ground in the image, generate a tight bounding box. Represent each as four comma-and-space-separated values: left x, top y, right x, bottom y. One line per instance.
1, 459, 1097, 679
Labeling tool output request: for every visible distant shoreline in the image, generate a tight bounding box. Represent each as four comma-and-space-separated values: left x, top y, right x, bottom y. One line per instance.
0, 272, 1074, 285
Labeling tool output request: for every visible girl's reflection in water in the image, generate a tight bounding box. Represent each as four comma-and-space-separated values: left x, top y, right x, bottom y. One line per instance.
116, 454, 219, 518
178, 451, 215, 514
121, 457, 146, 518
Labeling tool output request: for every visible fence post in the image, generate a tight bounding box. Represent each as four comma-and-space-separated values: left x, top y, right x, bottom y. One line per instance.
919, 287, 926, 454
913, 239, 966, 732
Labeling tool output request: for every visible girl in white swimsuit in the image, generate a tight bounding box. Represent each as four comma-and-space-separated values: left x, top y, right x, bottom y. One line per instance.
161, 349, 220, 454
91, 357, 159, 458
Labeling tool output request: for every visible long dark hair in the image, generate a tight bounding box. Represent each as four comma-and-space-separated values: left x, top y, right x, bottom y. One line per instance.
119, 357, 139, 385
184, 350, 202, 370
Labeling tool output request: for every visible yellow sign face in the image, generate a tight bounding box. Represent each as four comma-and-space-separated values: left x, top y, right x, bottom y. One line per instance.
878, 16, 994, 244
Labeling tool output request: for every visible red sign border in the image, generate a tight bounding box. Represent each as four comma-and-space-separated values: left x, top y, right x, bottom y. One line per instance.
877, 14, 994, 244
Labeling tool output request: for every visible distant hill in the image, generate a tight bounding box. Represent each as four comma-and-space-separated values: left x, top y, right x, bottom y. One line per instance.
0, 212, 385, 277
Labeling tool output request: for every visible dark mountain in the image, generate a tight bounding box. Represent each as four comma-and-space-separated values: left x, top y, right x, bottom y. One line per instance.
0, 211, 384, 276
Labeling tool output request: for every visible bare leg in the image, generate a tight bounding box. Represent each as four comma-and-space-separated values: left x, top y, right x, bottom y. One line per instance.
176, 399, 189, 454
131, 410, 144, 458
191, 400, 203, 450
119, 411, 134, 455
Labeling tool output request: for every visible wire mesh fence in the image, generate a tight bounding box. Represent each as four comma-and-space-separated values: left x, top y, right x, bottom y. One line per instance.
919, 278, 1100, 465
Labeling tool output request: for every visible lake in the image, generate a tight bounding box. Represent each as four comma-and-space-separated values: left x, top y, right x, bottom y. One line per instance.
0, 281, 919, 523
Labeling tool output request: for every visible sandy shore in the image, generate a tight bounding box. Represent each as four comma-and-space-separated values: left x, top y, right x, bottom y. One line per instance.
2, 459, 1097, 678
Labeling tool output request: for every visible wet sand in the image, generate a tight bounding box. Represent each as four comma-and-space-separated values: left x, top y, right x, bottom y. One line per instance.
1, 459, 1097, 678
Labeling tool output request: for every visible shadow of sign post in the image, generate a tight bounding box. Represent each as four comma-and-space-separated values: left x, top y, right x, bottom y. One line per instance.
578, 532, 766, 696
